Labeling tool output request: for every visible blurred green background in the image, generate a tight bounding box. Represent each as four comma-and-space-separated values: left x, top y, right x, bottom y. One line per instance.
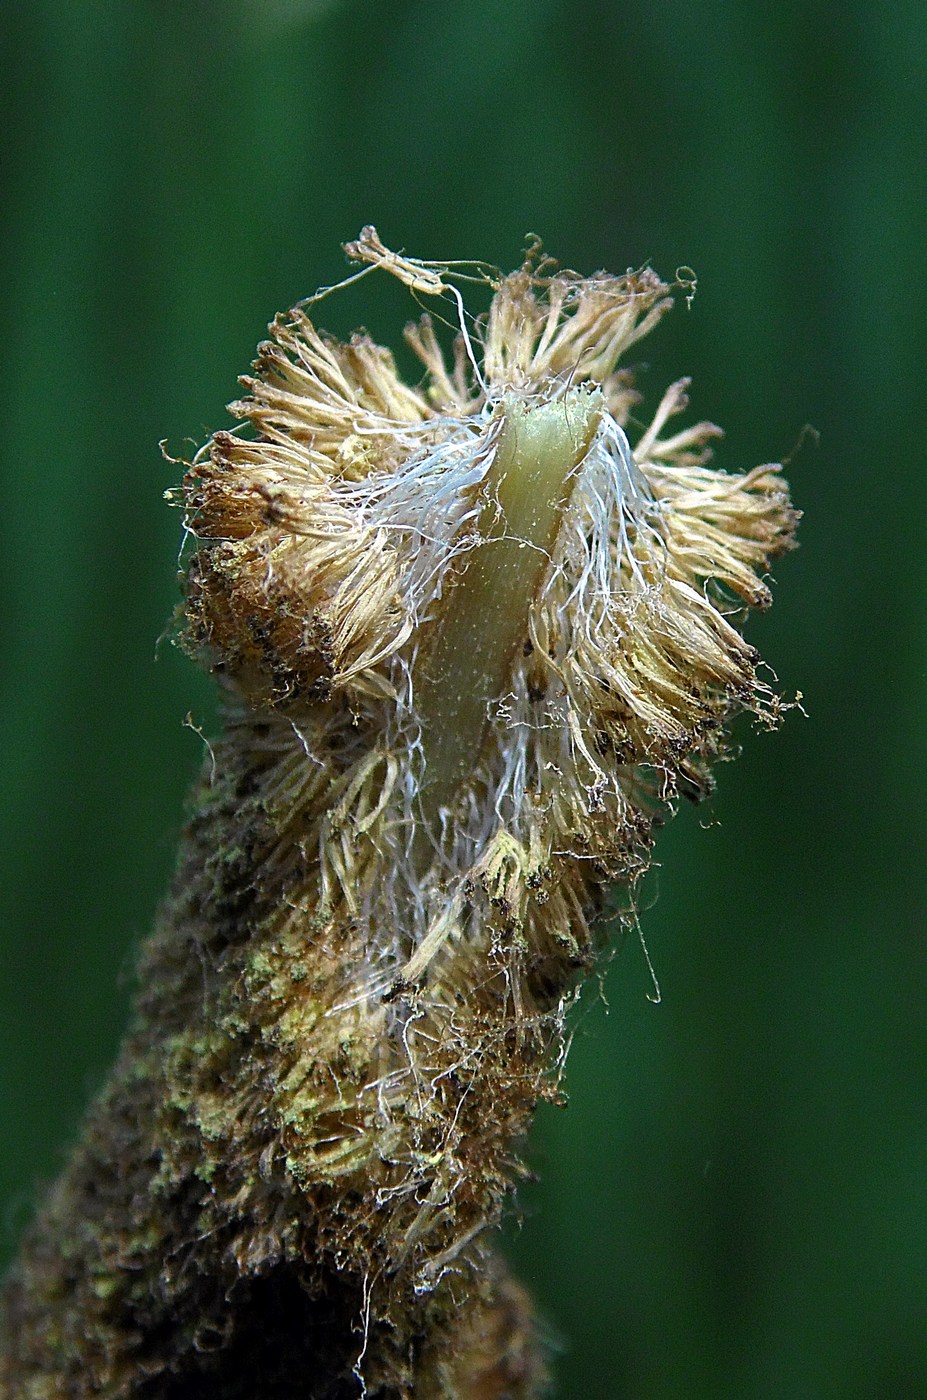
1, 2, 924, 1396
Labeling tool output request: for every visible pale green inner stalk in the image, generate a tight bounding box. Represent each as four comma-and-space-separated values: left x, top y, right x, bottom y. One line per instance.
414, 387, 603, 837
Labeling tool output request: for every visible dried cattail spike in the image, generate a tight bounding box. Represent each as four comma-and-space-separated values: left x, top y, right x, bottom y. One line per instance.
0, 231, 797, 1400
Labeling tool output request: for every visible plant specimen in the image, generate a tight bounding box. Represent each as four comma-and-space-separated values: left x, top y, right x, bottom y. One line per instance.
0, 230, 797, 1398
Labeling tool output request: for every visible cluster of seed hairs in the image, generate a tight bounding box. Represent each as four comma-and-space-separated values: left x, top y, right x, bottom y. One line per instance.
0, 230, 797, 1400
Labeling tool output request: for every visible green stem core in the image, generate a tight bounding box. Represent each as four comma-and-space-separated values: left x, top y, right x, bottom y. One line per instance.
414, 388, 603, 837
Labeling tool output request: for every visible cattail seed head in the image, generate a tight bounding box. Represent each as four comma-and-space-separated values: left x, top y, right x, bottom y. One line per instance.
182, 231, 796, 992
173, 229, 797, 1301
1, 230, 797, 1399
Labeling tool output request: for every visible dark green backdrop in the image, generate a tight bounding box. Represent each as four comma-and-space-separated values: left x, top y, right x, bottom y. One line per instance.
2, 3, 924, 1396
